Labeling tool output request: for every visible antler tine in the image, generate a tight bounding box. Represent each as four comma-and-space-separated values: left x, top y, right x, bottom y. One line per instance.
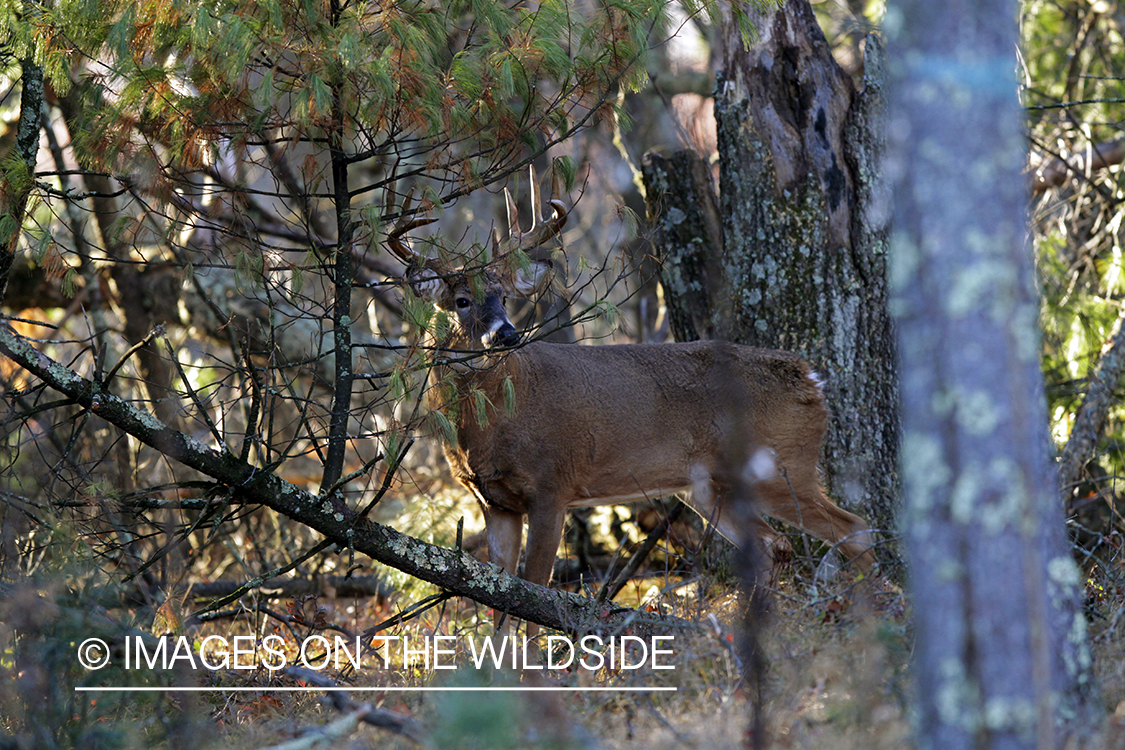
492, 170, 569, 258
386, 188, 438, 267
539, 198, 568, 244
504, 186, 521, 239
528, 164, 540, 233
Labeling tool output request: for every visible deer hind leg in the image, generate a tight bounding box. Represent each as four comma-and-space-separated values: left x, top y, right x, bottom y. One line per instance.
749, 515, 793, 568
682, 478, 793, 567
754, 464, 877, 573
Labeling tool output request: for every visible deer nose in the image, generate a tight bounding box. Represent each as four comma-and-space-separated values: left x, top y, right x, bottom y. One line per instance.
482, 321, 520, 348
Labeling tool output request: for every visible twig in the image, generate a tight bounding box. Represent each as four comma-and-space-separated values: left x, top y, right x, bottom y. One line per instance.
193, 539, 337, 619
162, 333, 227, 450
356, 438, 414, 519
320, 451, 385, 502
361, 592, 454, 639
239, 337, 263, 463
597, 500, 688, 604
282, 667, 427, 744
103, 325, 164, 386
185, 575, 389, 602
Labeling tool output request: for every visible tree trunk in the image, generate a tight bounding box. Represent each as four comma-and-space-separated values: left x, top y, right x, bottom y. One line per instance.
645, 0, 899, 556
718, 2, 897, 545
0, 56, 44, 307
641, 152, 725, 343
885, 0, 1100, 743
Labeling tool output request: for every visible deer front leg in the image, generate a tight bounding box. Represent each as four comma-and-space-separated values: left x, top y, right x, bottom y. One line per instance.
520, 504, 568, 642
483, 506, 524, 631
484, 505, 524, 574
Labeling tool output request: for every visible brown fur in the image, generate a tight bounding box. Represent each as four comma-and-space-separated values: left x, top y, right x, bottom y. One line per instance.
412, 267, 876, 611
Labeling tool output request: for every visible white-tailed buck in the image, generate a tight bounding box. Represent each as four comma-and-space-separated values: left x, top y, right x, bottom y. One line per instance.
385, 180, 877, 623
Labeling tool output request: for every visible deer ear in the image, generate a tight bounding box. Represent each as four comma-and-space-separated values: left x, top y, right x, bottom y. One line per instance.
510, 259, 553, 296
406, 267, 446, 301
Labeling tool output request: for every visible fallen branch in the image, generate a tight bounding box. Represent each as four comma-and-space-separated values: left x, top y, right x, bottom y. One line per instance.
1031, 138, 1124, 194
188, 575, 391, 602
282, 667, 427, 745
0, 323, 694, 638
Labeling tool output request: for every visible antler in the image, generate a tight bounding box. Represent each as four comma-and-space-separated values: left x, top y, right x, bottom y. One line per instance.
385, 188, 439, 267
493, 165, 569, 257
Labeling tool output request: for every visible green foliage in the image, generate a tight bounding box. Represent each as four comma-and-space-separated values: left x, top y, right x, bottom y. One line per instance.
383, 427, 405, 465
617, 203, 640, 239
426, 408, 458, 446
587, 299, 621, 328
553, 154, 578, 191
0, 154, 33, 197
0, 214, 17, 246
15, 0, 678, 197
0, 524, 213, 749
61, 267, 79, 297
402, 292, 436, 334
232, 249, 263, 290
467, 271, 487, 302
1024, 0, 1125, 464
30, 226, 52, 264
500, 374, 517, 416
470, 387, 492, 428
287, 260, 305, 299
430, 685, 522, 749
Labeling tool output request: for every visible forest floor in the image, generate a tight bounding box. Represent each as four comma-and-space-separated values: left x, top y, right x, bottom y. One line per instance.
192, 571, 917, 750
7, 482, 1125, 749
194, 505, 1125, 750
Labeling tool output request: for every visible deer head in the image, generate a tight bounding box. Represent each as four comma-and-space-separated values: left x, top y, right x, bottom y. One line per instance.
385, 172, 567, 352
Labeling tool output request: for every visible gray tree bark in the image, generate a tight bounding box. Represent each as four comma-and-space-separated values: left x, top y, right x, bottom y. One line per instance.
718, 3, 897, 546
0, 56, 44, 308
885, 0, 1100, 744
645, 0, 899, 556
641, 151, 725, 344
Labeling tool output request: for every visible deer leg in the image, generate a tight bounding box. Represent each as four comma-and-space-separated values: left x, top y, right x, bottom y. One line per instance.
483, 506, 524, 630
520, 504, 568, 642
755, 472, 876, 572
688, 479, 794, 571
750, 516, 793, 567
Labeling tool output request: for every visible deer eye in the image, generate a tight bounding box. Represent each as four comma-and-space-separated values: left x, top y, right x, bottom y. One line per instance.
454, 297, 471, 310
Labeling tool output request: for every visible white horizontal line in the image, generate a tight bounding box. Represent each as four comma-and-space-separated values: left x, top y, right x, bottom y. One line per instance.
75, 686, 678, 693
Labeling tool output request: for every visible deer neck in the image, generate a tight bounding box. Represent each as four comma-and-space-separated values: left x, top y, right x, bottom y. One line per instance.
424, 338, 525, 431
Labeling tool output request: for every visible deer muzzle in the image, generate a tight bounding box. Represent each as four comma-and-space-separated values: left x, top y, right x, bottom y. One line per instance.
481, 320, 520, 348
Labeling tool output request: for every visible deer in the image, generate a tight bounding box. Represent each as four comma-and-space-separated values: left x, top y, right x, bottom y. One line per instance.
383, 180, 878, 633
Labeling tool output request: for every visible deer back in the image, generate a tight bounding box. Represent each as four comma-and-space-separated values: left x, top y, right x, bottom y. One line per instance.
439, 339, 827, 518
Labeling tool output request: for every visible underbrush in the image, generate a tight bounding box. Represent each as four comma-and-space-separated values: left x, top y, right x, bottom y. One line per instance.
0, 546, 917, 749
6, 508, 1125, 749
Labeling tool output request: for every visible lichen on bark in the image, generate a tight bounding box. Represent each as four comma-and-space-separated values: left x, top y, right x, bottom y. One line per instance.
714, 4, 899, 550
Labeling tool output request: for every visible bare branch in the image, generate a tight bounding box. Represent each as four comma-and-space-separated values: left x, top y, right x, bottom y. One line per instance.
1031, 138, 1125, 194
1059, 305, 1125, 504
0, 323, 693, 637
